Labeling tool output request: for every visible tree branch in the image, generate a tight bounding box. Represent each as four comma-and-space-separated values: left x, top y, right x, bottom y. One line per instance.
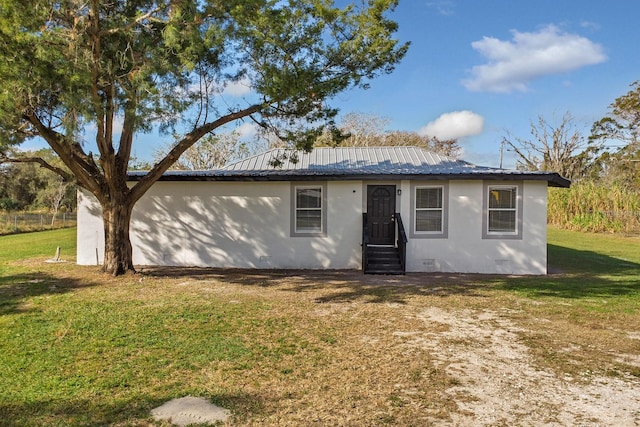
24, 111, 103, 194
129, 103, 264, 203
89, 0, 113, 161
117, 100, 136, 176
0, 154, 74, 182
100, 6, 162, 36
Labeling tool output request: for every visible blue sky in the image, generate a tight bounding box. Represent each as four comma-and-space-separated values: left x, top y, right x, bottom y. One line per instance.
329, 0, 640, 168
20, 1, 640, 169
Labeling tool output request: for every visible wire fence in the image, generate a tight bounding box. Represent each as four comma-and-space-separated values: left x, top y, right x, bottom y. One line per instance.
0, 212, 77, 235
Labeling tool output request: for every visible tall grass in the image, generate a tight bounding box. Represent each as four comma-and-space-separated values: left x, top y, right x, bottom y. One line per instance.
548, 181, 640, 233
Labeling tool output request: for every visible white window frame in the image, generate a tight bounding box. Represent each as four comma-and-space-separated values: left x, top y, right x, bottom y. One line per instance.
410, 182, 448, 239
482, 182, 523, 240
291, 183, 327, 237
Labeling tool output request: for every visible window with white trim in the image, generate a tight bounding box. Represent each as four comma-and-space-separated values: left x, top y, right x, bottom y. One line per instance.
293, 185, 324, 234
487, 185, 517, 234
415, 186, 443, 233
410, 183, 448, 239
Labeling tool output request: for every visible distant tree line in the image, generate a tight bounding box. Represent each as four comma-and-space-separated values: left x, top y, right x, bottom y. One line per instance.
2, 81, 639, 235
313, 112, 462, 157
0, 148, 76, 215
503, 82, 640, 191
502, 81, 640, 233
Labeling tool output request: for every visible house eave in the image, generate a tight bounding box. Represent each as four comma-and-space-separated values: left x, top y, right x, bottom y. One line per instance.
126, 171, 571, 187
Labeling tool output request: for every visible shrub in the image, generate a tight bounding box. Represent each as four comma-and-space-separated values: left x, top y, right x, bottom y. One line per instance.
0, 198, 19, 211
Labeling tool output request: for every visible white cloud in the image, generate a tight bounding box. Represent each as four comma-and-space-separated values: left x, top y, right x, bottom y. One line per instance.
223, 78, 252, 97
462, 25, 607, 93
419, 110, 484, 140
580, 20, 601, 31
235, 122, 257, 140
426, 1, 455, 16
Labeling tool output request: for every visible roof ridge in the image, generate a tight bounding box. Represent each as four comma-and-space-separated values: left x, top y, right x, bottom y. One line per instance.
128, 146, 571, 187
223, 146, 470, 171
221, 147, 284, 170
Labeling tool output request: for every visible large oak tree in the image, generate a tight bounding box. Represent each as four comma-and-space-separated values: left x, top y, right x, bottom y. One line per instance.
0, 0, 408, 275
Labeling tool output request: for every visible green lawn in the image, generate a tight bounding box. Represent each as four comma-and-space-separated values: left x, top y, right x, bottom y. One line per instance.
497, 227, 640, 307
0, 227, 76, 263
548, 226, 640, 274
0, 227, 638, 426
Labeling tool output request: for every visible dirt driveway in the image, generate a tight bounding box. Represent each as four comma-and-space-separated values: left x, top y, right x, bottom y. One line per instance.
144, 268, 640, 426
403, 306, 640, 426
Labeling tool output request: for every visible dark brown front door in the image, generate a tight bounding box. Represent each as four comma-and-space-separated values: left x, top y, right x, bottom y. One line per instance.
367, 185, 396, 245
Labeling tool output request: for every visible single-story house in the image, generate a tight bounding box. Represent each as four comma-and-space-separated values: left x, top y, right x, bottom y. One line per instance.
77, 146, 570, 274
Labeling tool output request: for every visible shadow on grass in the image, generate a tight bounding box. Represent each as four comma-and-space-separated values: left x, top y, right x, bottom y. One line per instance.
547, 243, 639, 275
496, 244, 640, 299
142, 266, 502, 304
0, 271, 97, 316
291, 272, 493, 304
141, 242, 640, 303
0, 391, 262, 427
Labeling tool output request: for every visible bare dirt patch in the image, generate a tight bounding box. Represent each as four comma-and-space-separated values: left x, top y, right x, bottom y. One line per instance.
399, 307, 640, 426
135, 268, 640, 426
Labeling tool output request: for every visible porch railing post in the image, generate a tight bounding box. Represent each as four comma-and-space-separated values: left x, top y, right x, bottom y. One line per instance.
362, 213, 369, 272
395, 212, 408, 273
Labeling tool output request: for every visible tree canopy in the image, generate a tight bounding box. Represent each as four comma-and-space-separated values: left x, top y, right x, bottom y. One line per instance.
0, 148, 76, 213
590, 81, 640, 189
314, 112, 462, 157
153, 131, 261, 170
501, 82, 640, 191
502, 112, 601, 181
0, 0, 408, 274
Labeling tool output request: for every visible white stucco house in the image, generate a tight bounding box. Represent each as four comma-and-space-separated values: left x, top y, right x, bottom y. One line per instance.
77, 146, 570, 274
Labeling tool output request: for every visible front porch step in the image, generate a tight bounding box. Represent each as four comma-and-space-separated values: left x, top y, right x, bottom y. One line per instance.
364, 245, 404, 274
365, 268, 404, 275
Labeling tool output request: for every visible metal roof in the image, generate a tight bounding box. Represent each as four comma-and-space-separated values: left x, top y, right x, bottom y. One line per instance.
223, 146, 466, 172
128, 147, 570, 187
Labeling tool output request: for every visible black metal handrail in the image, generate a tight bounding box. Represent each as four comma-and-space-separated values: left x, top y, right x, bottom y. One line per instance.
395, 212, 408, 273
362, 213, 369, 271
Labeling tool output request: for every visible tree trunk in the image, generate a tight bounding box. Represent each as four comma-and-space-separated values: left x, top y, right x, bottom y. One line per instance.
50, 207, 58, 227
102, 200, 135, 275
